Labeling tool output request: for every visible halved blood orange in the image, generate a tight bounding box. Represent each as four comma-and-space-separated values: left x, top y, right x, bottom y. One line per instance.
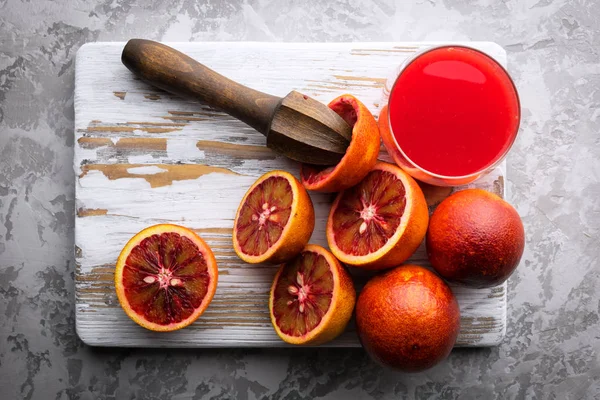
300, 94, 380, 193
114, 224, 218, 332
269, 244, 355, 345
233, 170, 315, 264
326, 161, 429, 270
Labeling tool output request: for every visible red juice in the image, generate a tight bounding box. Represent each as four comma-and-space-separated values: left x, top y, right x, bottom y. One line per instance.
388, 46, 520, 177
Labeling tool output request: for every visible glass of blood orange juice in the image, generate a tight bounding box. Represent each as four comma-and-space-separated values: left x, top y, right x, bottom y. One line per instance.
379, 45, 520, 186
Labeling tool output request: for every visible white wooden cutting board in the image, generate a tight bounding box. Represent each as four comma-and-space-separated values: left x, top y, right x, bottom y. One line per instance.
74, 42, 508, 347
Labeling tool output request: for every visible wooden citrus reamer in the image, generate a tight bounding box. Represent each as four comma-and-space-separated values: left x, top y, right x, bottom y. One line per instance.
121, 39, 352, 165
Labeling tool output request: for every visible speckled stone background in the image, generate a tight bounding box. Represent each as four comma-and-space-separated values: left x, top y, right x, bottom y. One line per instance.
1, 0, 599, 399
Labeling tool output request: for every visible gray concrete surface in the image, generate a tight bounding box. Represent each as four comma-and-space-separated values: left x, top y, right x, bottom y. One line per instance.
1, 0, 599, 399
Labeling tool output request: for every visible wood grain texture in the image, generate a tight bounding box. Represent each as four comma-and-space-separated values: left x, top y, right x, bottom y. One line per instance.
75, 42, 508, 347
121, 39, 353, 165
121, 39, 282, 136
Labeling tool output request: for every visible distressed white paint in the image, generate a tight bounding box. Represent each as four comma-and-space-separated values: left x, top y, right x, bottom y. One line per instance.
75, 42, 508, 348
126, 165, 167, 175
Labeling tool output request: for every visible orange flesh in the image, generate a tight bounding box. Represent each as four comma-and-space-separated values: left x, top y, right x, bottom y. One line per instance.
332, 170, 407, 256
236, 176, 293, 256
301, 97, 358, 184
122, 232, 210, 326
272, 251, 334, 337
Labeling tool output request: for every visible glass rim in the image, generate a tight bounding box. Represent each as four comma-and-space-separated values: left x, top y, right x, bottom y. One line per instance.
386, 44, 522, 181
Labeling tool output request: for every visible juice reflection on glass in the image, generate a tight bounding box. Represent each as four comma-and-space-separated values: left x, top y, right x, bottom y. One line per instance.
379, 45, 520, 186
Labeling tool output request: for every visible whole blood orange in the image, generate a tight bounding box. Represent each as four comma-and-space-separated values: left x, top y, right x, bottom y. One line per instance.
326, 161, 429, 270
114, 224, 218, 332
300, 94, 380, 193
233, 170, 315, 264
269, 244, 356, 345
356, 265, 460, 371
426, 188, 525, 288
